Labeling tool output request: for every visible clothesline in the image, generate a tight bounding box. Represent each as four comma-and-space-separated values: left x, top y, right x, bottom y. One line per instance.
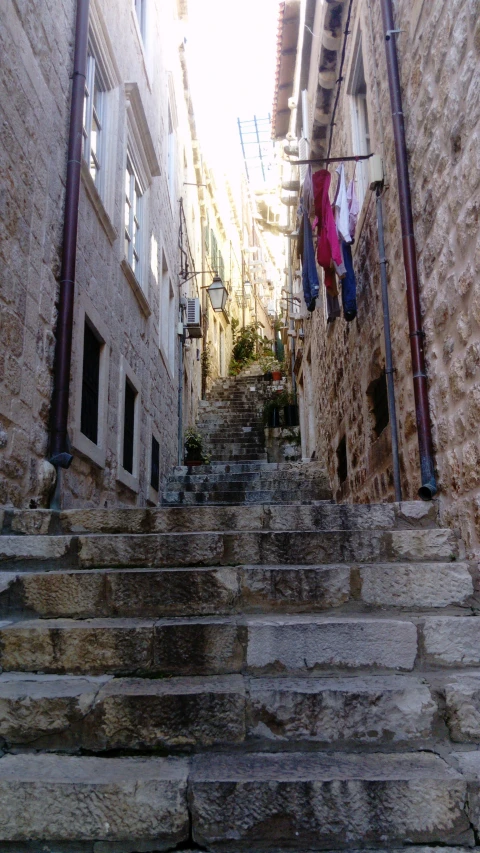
289, 153, 373, 166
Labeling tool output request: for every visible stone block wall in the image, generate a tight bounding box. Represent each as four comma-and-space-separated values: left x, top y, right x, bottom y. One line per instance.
0, 0, 202, 509
0, 0, 75, 507
303, 0, 480, 553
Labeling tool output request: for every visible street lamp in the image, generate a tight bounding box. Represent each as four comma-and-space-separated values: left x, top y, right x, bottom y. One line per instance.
243, 280, 253, 301
207, 275, 228, 312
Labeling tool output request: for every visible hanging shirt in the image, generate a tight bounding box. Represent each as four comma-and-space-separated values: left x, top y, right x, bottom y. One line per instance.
300, 204, 319, 312
347, 177, 360, 241
312, 169, 345, 291
341, 240, 357, 322
334, 164, 351, 244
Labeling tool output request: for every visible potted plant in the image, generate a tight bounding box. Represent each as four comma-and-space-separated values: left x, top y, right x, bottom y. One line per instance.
184, 427, 210, 465
262, 396, 281, 428
274, 389, 300, 427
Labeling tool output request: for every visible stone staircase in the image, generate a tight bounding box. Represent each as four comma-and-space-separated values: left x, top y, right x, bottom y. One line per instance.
164, 367, 329, 505
1, 368, 480, 850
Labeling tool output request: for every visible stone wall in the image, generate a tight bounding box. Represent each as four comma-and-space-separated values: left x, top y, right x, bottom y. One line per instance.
0, 0, 203, 509
0, 0, 75, 507
301, 0, 480, 553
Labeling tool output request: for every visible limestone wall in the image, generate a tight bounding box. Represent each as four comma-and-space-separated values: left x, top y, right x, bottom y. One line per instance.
0, 0, 202, 508
302, 0, 480, 553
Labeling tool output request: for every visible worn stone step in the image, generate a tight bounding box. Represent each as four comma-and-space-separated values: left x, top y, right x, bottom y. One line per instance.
1, 562, 472, 620
162, 489, 329, 505
8, 501, 427, 538
0, 527, 459, 570
0, 615, 426, 675
0, 672, 444, 752
0, 672, 245, 751
0, 753, 189, 844
189, 751, 473, 849
165, 480, 326, 494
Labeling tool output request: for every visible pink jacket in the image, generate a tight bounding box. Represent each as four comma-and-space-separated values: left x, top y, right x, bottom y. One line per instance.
312, 169, 343, 290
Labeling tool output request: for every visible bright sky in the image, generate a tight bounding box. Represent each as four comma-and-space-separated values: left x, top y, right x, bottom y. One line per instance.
186, 0, 280, 171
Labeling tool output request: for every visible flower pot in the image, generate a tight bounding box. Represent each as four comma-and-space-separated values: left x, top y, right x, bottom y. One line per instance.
184, 458, 203, 466
272, 370, 282, 381
283, 404, 299, 427
267, 407, 280, 428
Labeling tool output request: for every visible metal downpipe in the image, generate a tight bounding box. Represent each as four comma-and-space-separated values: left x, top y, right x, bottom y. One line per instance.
49, 0, 90, 483
376, 188, 402, 502
380, 0, 437, 500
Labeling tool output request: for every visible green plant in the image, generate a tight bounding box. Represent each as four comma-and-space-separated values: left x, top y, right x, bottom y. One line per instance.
262, 393, 283, 426
184, 427, 210, 464
201, 343, 212, 383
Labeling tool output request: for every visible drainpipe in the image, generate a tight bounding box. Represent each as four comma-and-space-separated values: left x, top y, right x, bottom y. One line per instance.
379, 0, 437, 500
49, 0, 90, 489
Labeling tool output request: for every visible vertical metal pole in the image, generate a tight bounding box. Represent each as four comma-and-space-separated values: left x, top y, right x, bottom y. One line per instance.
380, 0, 436, 499
287, 235, 296, 399
50, 0, 90, 471
376, 188, 402, 502
177, 317, 184, 466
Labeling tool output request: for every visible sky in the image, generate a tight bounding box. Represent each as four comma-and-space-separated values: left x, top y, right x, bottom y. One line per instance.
185, 0, 280, 172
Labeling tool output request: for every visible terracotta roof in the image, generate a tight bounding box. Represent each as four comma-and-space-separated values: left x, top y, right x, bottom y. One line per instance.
271, 0, 300, 140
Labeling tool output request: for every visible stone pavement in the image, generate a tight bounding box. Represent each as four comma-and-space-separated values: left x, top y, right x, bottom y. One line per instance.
0, 369, 480, 850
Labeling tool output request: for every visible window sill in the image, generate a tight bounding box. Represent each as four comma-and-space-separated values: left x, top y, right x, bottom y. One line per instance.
117, 465, 140, 493
81, 161, 118, 245
72, 429, 106, 469
121, 258, 152, 317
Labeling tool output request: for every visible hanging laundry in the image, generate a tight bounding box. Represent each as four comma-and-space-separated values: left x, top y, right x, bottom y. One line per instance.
326, 290, 341, 323
341, 240, 357, 322
300, 204, 319, 312
312, 169, 346, 293
347, 177, 360, 241
334, 163, 351, 244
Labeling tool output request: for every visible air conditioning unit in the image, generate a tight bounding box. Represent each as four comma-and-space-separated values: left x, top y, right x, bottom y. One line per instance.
185, 298, 202, 338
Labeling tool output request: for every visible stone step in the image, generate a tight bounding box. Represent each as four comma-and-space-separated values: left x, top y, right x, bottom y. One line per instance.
5, 502, 433, 537
208, 453, 269, 462
1, 562, 471, 619
164, 483, 327, 496
167, 471, 328, 485
189, 751, 473, 849
0, 750, 474, 848
0, 753, 189, 845
2, 613, 472, 676
0, 527, 459, 570
0, 671, 443, 751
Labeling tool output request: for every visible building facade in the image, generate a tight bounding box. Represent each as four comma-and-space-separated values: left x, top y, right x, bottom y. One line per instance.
0, 0, 204, 508
273, 0, 480, 554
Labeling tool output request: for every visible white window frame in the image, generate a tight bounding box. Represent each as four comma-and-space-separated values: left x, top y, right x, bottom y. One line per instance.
117, 356, 141, 493
83, 54, 104, 192
72, 292, 110, 469
80, 3, 120, 243
134, 0, 146, 39
159, 252, 176, 376
122, 83, 160, 313
348, 35, 371, 209
124, 154, 144, 281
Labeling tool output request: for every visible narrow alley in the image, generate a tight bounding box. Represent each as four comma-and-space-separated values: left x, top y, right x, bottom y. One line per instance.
1, 0, 480, 850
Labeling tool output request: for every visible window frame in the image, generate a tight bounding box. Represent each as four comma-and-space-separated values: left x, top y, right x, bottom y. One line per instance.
117, 356, 141, 493
72, 293, 110, 469
124, 153, 144, 282
348, 35, 371, 209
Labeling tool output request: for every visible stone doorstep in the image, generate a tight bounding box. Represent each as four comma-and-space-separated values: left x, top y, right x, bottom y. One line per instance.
0, 671, 448, 750
1, 563, 473, 620
0, 751, 477, 845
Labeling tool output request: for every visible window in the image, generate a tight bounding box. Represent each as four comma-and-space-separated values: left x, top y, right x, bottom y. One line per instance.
80, 321, 101, 444
218, 250, 225, 282
167, 102, 176, 201
348, 36, 371, 208
337, 436, 348, 484
125, 154, 143, 279
150, 435, 160, 492
211, 230, 218, 273
134, 0, 146, 39
160, 255, 176, 372
83, 55, 104, 190
369, 373, 389, 438
123, 378, 137, 474
204, 214, 210, 253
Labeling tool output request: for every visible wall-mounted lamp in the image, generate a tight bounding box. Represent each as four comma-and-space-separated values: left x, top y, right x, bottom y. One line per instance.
243, 280, 253, 301
207, 275, 228, 312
